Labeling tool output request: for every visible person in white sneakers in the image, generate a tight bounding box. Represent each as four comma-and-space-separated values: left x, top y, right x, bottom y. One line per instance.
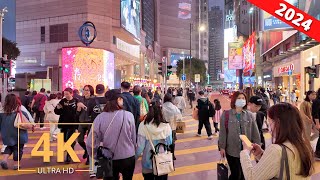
43, 94, 60, 141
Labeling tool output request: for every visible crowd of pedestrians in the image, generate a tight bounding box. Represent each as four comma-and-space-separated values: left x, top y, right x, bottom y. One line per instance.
0, 84, 319, 180
0, 82, 186, 180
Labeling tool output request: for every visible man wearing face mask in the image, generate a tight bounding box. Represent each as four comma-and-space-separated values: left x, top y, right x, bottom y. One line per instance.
248, 96, 266, 150
218, 91, 260, 180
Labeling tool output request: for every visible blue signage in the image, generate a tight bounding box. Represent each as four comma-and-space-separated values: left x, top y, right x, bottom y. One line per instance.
78, 21, 97, 46
288, 70, 292, 76
181, 74, 186, 81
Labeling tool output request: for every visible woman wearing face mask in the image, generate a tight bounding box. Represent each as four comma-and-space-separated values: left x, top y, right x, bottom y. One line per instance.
218, 91, 260, 180
300, 91, 317, 141
240, 103, 314, 180
86, 89, 136, 180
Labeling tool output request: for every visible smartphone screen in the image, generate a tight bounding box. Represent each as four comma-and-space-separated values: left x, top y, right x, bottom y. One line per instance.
239, 135, 252, 147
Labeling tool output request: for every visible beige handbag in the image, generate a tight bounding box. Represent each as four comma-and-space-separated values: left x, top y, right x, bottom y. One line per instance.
144, 126, 175, 176
14, 107, 34, 130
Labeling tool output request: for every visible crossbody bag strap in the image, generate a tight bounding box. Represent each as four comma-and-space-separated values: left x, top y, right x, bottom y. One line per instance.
283, 145, 291, 180
278, 144, 291, 180
112, 111, 125, 158
144, 123, 156, 153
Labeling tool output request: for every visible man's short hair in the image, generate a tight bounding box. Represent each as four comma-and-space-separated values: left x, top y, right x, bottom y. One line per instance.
121, 82, 131, 90
40, 88, 45, 93
133, 85, 142, 95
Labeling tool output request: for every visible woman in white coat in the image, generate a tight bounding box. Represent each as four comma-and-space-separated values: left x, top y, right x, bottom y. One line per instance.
44, 94, 60, 141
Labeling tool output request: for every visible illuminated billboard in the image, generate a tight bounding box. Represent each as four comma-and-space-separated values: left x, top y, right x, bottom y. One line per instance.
62, 47, 115, 91
263, 0, 298, 30
222, 59, 236, 83
178, 2, 191, 19
121, 0, 141, 39
243, 32, 256, 73
228, 42, 243, 70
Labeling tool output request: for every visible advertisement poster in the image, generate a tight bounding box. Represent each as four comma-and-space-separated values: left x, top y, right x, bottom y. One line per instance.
62, 47, 115, 90
223, 59, 237, 83
243, 32, 256, 73
263, 0, 298, 30
178, 2, 192, 19
228, 42, 243, 70
121, 0, 141, 38
224, 28, 237, 58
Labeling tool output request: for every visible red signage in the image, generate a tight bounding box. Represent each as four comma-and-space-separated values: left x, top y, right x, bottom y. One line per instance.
278, 64, 294, 74
247, 0, 320, 42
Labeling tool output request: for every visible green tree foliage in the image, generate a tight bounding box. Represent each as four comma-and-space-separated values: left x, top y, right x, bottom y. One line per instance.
2, 37, 21, 60
176, 58, 207, 85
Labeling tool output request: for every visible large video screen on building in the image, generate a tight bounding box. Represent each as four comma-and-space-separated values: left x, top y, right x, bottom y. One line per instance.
62, 47, 115, 91
263, 0, 298, 30
121, 0, 141, 39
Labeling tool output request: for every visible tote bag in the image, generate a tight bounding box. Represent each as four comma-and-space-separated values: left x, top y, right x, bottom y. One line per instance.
217, 159, 229, 180
144, 126, 175, 176
14, 108, 33, 130
192, 108, 199, 120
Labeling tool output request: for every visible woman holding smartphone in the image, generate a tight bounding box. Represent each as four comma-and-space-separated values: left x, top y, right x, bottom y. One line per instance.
218, 91, 260, 180
240, 103, 314, 180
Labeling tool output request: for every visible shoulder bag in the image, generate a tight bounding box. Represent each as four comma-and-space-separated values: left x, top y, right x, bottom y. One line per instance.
144, 126, 175, 176
14, 106, 34, 130
95, 111, 125, 179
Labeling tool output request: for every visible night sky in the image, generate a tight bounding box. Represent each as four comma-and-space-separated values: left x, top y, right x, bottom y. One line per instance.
0, 0, 16, 42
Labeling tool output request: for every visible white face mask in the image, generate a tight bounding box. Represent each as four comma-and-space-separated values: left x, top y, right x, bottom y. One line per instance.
235, 99, 246, 108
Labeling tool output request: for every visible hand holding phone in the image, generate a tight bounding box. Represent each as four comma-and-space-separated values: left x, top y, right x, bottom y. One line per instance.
240, 135, 252, 150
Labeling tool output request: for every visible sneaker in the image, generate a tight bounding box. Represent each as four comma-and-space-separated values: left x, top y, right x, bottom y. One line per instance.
196, 134, 201, 137
208, 135, 213, 140
1, 145, 7, 153
89, 173, 96, 178
13, 165, 20, 170
40, 127, 47, 130
1, 161, 8, 170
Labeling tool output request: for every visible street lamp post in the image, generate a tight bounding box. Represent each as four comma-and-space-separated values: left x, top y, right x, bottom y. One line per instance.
189, 23, 192, 88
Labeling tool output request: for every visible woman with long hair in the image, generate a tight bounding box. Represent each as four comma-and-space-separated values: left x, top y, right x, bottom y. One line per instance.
44, 93, 60, 142
300, 91, 316, 141
0, 94, 31, 170
218, 91, 260, 180
162, 93, 182, 160
86, 89, 136, 180
136, 101, 173, 180
240, 103, 314, 179
77, 85, 94, 165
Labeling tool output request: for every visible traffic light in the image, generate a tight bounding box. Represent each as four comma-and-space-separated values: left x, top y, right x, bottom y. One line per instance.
166, 65, 173, 76
305, 65, 319, 78
158, 62, 163, 75
1, 58, 10, 74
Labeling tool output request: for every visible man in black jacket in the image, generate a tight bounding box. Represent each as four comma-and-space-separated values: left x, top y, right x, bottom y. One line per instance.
248, 96, 266, 150
121, 82, 140, 132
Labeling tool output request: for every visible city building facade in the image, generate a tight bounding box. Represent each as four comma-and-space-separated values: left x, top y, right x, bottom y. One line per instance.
208, 6, 223, 87
15, 0, 161, 91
